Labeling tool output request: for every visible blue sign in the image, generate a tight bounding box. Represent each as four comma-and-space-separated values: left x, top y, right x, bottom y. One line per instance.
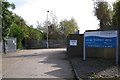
84, 31, 118, 48
85, 36, 117, 48
83, 31, 118, 64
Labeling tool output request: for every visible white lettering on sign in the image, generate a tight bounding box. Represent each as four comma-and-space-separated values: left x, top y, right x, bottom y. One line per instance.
83, 31, 118, 65
70, 40, 77, 46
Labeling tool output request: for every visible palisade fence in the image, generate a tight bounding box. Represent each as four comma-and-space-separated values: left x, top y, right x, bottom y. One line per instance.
0, 37, 17, 53
24, 39, 67, 49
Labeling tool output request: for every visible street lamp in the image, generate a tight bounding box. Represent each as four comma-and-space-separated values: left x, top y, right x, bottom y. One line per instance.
47, 10, 49, 48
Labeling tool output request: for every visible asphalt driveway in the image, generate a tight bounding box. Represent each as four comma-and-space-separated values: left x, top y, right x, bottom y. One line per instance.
2, 48, 74, 79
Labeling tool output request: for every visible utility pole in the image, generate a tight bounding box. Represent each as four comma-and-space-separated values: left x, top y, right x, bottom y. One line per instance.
47, 10, 49, 48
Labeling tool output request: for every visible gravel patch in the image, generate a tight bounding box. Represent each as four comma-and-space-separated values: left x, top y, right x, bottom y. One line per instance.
70, 57, 120, 79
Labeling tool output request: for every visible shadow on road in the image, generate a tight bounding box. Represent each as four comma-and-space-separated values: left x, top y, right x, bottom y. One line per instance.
37, 50, 74, 78
2, 49, 75, 79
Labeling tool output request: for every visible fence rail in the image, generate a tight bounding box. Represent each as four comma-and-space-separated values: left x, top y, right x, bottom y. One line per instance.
24, 39, 66, 49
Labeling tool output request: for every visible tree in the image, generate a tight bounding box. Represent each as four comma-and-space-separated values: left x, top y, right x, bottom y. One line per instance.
10, 14, 44, 49
9, 14, 30, 49
2, 1, 44, 50
13, 14, 26, 27
47, 24, 60, 40
2, 1, 15, 53
59, 18, 79, 38
9, 23, 24, 49
12, 14, 30, 39
93, 0, 112, 30
37, 11, 60, 40
0, 1, 2, 42
112, 1, 120, 27
28, 25, 43, 41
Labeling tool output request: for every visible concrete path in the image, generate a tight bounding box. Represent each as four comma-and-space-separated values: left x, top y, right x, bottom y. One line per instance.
2, 48, 74, 79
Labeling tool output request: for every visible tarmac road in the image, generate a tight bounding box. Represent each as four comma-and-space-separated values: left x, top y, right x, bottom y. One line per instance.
2, 48, 75, 79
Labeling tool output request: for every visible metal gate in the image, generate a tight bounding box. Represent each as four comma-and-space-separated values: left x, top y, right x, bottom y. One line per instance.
6, 37, 17, 52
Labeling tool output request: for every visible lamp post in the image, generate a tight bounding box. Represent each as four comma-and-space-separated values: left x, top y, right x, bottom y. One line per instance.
47, 10, 49, 48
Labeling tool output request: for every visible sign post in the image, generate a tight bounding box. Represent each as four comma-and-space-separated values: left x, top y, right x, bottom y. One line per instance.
116, 31, 119, 64
84, 31, 118, 64
83, 35, 86, 60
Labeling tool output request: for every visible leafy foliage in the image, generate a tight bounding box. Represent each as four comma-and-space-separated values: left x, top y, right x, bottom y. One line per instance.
37, 11, 79, 40
2, 1, 15, 53
2, 1, 15, 38
28, 26, 43, 40
10, 23, 24, 48
37, 18, 79, 40
112, 1, 120, 27
94, 1, 112, 29
9, 15, 43, 49
48, 24, 60, 40
2, 1, 44, 49
59, 18, 79, 38
2, 1, 79, 50
0, 1, 2, 41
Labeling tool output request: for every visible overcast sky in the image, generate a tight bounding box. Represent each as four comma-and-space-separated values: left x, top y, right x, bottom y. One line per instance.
8, 0, 115, 33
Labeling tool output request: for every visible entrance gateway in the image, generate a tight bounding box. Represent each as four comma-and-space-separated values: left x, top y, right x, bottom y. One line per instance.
83, 31, 119, 64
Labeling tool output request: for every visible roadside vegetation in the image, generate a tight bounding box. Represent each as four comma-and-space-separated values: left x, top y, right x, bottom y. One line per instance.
94, 0, 120, 29
1, 0, 79, 53
1, 0, 120, 53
